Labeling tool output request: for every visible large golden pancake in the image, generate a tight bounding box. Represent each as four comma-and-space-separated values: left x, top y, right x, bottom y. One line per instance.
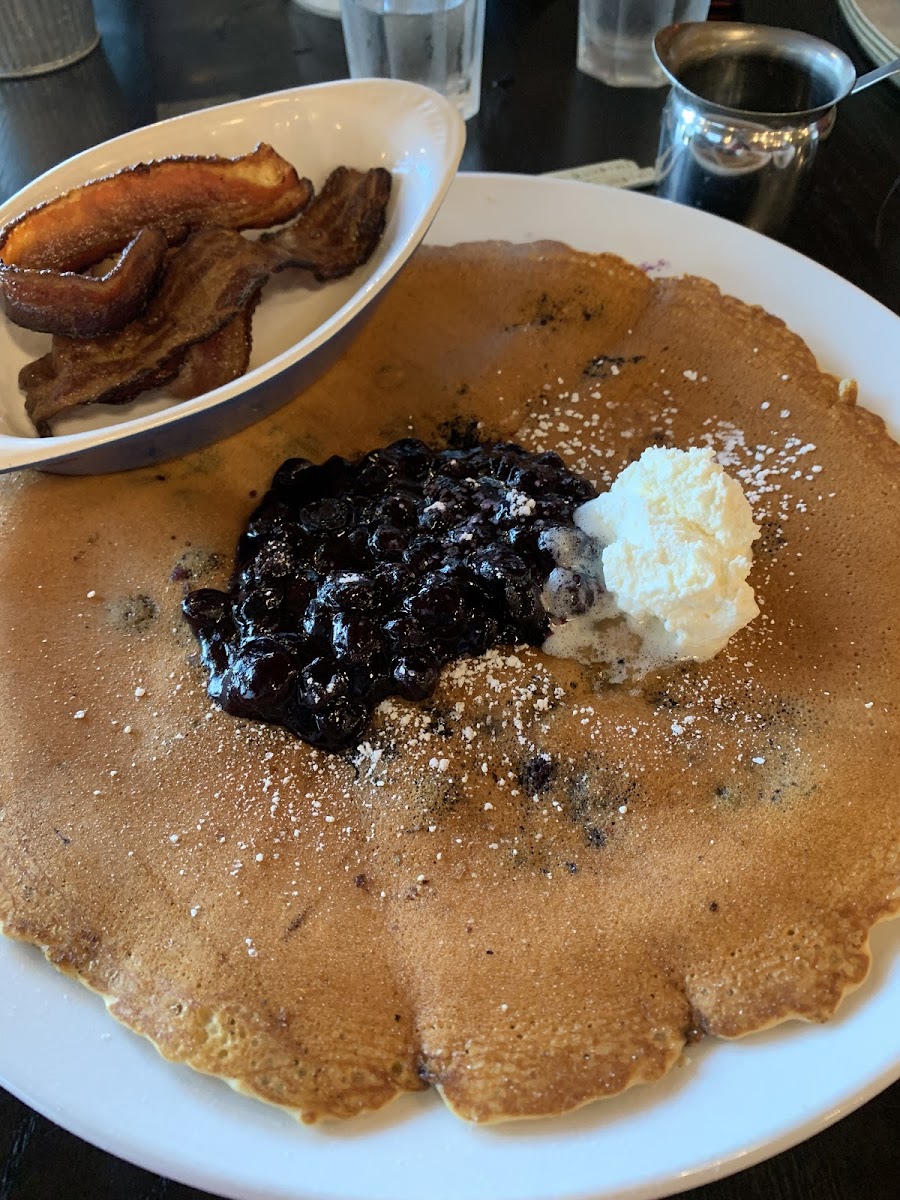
0, 242, 897, 1123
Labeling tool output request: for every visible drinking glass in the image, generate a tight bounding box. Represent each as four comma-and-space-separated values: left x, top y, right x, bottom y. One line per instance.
577, 0, 711, 87
340, 0, 486, 120
0, 0, 99, 78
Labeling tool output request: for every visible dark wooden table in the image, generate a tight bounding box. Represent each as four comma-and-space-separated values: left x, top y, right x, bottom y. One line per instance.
0, 2, 897, 1198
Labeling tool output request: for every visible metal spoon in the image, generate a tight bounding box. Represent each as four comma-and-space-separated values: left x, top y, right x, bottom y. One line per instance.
851, 56, 900, 93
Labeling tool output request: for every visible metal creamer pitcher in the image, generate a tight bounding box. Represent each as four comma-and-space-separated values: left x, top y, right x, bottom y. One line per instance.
652, 22, 862, 233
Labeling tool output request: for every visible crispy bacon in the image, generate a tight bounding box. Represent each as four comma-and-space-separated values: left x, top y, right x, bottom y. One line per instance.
0, 144, 313, 273
167, 302, 258, 401
23, 229, 277, 432
263, 164, 392, 280
0, 227, 168, 338
22, 167, 392, 434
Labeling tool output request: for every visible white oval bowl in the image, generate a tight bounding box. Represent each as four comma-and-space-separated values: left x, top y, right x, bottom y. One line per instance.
0, 78, 465, 474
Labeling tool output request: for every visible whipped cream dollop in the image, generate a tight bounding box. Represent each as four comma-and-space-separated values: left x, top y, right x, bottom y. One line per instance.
542, 446, 760, 668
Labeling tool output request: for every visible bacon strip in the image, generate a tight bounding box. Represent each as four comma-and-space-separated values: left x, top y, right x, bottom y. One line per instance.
263, 164, 393, 280
0, 144, 313, 273
167, 301, 258, 401
23, 229, 276, 432
22, 167, 392, 434
0, 227, 168, 338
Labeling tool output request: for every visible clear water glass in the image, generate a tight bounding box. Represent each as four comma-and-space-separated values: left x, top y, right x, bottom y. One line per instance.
340, 0, 486, 120
577, 0, 711, 87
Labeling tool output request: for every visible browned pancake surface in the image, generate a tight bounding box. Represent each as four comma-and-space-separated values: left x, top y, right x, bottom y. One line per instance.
0, 242, 897, 1123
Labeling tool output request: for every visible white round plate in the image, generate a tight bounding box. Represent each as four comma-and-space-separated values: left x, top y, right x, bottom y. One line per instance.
1, 174, 898, 1200
0, 79, 464, 474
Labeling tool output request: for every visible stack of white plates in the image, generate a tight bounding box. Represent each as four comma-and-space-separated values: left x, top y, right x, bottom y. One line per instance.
838, 0, 900, 86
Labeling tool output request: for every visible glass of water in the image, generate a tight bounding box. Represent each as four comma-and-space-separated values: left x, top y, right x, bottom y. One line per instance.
340, 0, 486, 120
577, 0, 711, 88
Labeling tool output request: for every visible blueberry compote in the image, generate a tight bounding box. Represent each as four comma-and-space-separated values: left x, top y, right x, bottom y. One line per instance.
182, 439, 596, 751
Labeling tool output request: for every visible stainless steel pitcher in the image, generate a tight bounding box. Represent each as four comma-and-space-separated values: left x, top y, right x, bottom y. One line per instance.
652, 22, 859, 234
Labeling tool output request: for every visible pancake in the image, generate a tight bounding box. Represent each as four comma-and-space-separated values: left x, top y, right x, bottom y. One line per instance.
0, 241, 897, 1124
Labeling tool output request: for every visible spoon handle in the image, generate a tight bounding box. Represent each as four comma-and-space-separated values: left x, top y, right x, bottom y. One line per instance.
851, 55, 900, 93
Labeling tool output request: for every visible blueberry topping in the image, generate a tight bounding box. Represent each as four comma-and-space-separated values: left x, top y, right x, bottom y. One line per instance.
543, 567, 597, 619
368, 524, 408, 559
313, 697, 368, 748
182, 587, 230, 629
301, 497, 352, 533
227, 639, 296, 707
271, 457, 316, 497
319, 572, 377, 612
332, 613, 382, 658
380, 437, 433, 479
406, 577, 463, 628
183, 439, 597, 750
383, 613, 424, 647
393, 650, 440, 700
298, 656, 347, 711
